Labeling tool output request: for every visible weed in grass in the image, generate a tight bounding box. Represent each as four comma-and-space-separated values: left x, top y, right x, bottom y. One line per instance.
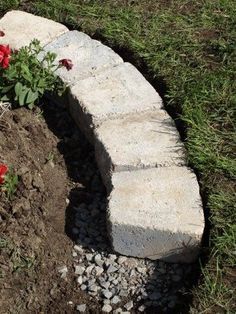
192, 259, 235, 313
213, 225, 236, 267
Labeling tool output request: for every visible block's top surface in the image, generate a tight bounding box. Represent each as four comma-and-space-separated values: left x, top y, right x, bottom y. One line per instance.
95, 110, 186, 170
0, 10, 68, 49
42, 30, 123, 85
70, 62, 163, 121
109, 167, 204, 236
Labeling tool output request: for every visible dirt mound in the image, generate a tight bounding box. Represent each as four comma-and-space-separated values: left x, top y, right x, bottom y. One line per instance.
0, 104, 100, 313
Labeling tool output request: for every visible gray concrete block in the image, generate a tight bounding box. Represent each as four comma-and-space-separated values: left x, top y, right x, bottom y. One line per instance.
42, 30, 123, 85
94, 110, 186, 189
0, 10, 68, 49
108, 167, 204, 263
69, 62, 163, 142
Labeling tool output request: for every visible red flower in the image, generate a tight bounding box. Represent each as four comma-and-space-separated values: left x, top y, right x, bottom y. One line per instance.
59, 58, 73, 71
0, 45, 11, 69
0, 164, 8, 184
0, 30, 5, 37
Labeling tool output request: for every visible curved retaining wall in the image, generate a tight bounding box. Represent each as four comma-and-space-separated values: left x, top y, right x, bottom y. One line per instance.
0, 11, 205, 263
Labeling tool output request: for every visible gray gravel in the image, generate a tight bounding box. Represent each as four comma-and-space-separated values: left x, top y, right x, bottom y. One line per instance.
69, 190, 193, 312
76, 304, 87, 312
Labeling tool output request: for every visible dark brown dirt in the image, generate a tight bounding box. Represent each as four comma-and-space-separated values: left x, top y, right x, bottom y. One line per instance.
0, 104, 101, 313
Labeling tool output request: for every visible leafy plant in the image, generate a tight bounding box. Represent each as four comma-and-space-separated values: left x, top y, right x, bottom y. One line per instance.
0, 39, 66, 109
1, 166, 18, 200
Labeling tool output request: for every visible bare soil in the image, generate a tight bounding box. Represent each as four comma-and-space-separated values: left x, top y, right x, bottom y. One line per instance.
0, 103, 101, 313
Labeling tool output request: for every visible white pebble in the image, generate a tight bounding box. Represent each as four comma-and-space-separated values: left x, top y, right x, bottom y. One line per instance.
75, 265, 85, 275
76, 304, 86, 312
102, 304, 112, 313
124, 301, 133, 311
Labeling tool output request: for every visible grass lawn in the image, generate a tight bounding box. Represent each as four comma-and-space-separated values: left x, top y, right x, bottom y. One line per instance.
1, 0, 236, 312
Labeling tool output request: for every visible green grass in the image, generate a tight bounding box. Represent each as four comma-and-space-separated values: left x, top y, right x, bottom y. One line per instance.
1, 0, 236, 312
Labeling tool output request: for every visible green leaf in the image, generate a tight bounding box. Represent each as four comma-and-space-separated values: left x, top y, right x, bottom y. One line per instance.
38, 78, 46, 88
0, 85, 14, 93
28, 102, 34, 110
1, 95, 10, 101
19, 89, 28, 106
21, 64, 33, 82
14, 82, 23, 97
26, 90, 38, 104
6, 68, 17, 80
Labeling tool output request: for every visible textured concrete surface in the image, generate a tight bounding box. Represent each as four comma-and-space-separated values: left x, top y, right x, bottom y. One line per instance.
0, 11, 68, 49
95, 110, 186, 188
69, 62, 163, 142
108, 167, 204, 263
42, 30, 123, 85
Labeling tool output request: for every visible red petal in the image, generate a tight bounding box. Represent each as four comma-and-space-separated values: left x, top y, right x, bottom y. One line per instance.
0, 164, 8, 183
0, 51, 4, 63
2, 57, 10, 69
0, 45, 11, 56
0, 164, 8, 176
59, 58, 73, 71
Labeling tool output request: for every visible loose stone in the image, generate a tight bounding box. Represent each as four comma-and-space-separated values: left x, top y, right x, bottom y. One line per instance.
77, 276, 83, 285
88, 284, 98, 292
100, 281, 110, 289
75, 265, 85, 275
102, 290, 113, 299
57, 265, 68, 278
72, 251, 78, 257
80, 284, 87, 291
85, 253, 93, 261
74, 245, 83, 253
107, 265, 118, 273
76, 304, 87, 312
102, 304, 113, 313
94, 254, 104, 267
94, 266, 104, 276
138, 305, 146, 312
108, 254, 117, 261
117, 256, 127, 265
124, 301, 134, 311
111, 295, 121, 304
85, 265, 94, 275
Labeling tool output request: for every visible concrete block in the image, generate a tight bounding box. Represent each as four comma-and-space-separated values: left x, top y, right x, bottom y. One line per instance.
42, 30, 123, 85
0, 10, 68, 49
95, 110, 186, 188
108, 167, 204, 263
69, 63, 163, 142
